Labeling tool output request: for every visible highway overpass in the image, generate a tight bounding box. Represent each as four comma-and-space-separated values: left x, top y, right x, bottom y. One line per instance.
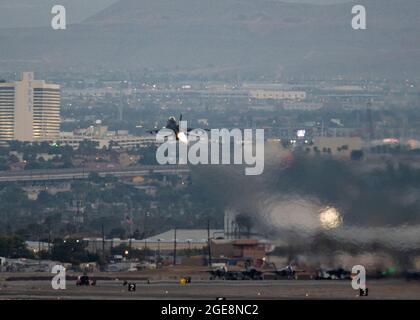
0, 165, 190, 182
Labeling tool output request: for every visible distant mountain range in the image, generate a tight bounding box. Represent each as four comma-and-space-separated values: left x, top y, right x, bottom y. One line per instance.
0, 0, 117, 29
1, 0, 419, 78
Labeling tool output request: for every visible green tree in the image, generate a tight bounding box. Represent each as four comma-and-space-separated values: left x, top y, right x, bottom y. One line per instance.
51, 239, 98, 264
0, 235, 33, 258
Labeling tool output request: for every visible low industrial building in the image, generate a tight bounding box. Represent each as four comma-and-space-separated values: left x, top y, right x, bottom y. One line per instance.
84, 229, 224, 254
249, 90, 306, 101
0, 258, 65, 272
210, 239, 273, 267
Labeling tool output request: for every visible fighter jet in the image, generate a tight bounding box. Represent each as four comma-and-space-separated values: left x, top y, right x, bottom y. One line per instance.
148, 114, 209, 143
261, 263, 304, 280
208, 265, 263, 281
315, 268, 351, 280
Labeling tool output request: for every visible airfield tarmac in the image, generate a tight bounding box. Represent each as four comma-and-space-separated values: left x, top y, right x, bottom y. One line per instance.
1, 278, 419, 300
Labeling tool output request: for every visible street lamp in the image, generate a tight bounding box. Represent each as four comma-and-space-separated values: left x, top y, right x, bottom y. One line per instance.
186, 240, 192, 257
157, 238, 161, 268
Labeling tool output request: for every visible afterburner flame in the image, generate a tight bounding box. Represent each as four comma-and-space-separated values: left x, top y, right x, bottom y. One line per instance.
319, 206, 342, 230
177, 131, 188, 144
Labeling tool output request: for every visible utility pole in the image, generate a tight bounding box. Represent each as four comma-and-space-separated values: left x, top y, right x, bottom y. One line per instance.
144, 212, 149, 251
119, 88, 124, 122
173, 228, 177, 266
226, 218, 230, 240
48, 230, 51, 255
207, 220, 212, 267
157, 239, 161, 268
128, 199, 133, 260
366, 101, 374, 145
38, 233, 41, 269
101, 223, 105, 260
231, 220, 235, 240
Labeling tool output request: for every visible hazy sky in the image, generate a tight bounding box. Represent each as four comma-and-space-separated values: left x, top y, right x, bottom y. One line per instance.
281, 0, 349, 2
0, 0, 351, 28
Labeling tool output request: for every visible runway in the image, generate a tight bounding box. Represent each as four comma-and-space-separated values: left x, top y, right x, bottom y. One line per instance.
1, 279, 419, 300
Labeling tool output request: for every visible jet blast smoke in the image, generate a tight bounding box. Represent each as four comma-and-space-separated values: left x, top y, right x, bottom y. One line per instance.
190, 143, 420, 256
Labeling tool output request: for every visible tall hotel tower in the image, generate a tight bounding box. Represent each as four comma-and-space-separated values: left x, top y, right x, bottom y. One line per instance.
0, 72, 60, 142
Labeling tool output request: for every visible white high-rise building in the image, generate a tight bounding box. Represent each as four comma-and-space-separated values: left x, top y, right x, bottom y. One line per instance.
0, 72, 60, 142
